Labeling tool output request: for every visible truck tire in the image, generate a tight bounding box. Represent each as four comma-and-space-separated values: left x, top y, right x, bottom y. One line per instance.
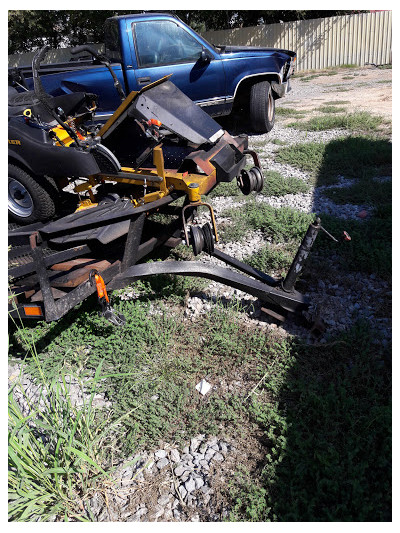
249, 80, 275, 133
8, 164, 57, 224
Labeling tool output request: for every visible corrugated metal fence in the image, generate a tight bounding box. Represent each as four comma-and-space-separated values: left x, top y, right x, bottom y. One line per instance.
201, 11, 392, 71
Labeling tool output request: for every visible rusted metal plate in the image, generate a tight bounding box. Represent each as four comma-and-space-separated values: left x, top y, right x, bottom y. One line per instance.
31, 287, 67, 302
50, 257, 96, 271
51, 260, 112, 288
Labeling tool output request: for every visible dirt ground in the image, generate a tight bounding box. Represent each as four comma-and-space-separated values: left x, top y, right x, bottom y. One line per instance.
284, 66, 392, 119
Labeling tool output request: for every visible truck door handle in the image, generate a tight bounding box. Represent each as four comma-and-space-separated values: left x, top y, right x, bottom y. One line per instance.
138, 77, 151, 85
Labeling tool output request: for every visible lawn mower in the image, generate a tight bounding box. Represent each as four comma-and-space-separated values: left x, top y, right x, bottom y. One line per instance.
8, 45, 334, 328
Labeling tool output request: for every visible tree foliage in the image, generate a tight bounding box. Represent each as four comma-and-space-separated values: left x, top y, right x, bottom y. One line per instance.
8, 10, 367, 54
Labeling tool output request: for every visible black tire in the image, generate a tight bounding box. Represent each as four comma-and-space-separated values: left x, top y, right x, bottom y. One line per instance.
249, 80, 275, 133
8, 164, 57, 224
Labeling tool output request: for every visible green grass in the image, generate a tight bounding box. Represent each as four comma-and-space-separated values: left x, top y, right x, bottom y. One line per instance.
206, 180, 243, 199
220, 200, 313, 243
314, 207, 391, 280
244, 243, 296, 276
318, 105, 347, 114
261, 170, 309, 197
275, 107, 305, 117
322, 100, 351, 105
322, 178, 392, 207
275, 136, 392, 185
10, 304, 391, 522
229, 321, 391, 521
287, 111, 384, 133
296, 70, 338, 82
7, 321, 135, 521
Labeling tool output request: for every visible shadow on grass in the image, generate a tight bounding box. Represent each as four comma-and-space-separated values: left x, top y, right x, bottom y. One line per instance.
232, 322, 392, 521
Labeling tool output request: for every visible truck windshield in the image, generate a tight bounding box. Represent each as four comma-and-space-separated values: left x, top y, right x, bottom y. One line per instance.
133, 20, 204, 67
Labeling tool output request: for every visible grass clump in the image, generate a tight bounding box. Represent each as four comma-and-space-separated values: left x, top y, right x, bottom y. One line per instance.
314, 208, 391, 279
245, 244, 295, 275
323, 100, 351, 105
8, 334, 130, 522
262, 170, 309, 197
287, 111, 384, 133
318, 105, 347, 114
275, 136, 392, 185
275, 107, 305, 117
221, 201, 313, 243
206, 180, 243, 199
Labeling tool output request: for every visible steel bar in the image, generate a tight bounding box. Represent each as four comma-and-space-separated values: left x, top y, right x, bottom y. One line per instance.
211, 248, 280, 286
107, 260, 309, 313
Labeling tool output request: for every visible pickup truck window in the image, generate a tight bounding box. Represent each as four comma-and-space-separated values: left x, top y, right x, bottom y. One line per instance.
104, 19, 122, 63
133, 20, 204, 68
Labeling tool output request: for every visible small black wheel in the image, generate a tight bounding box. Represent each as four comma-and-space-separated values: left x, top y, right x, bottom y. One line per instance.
202, 222, 214, 255
8, 164, 57, 224
190, 225, 204, 256
238, 168, 257, 195
250, 166, 264, 193
249, 80, 275, 133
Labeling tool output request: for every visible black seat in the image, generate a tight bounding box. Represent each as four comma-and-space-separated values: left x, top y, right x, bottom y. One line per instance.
8, 87, 41, 108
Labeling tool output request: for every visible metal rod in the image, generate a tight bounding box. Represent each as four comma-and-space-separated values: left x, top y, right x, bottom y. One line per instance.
281, 217, 321, 293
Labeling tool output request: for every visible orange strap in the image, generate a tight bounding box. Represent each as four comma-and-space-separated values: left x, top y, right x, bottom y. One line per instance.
93, 272, 109, 302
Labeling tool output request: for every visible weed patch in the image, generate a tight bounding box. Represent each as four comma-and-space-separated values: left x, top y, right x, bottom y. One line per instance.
275, 107, 305, 117
244, 244, 295, 276
221, 201, 313, 243
229, 322, 391, 521
275, 136, 392, 185
261, 170, 309, 197
322, 178, 392, 207
287, 111, 384, 133
318, 105, 347, 114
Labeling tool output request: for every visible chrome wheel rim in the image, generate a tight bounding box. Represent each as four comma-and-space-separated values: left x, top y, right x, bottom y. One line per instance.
8, 178, 33, 218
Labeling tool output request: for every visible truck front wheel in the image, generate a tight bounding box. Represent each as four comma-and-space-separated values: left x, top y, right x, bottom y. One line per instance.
8, 164, 57, 225
249, 80, 275, 133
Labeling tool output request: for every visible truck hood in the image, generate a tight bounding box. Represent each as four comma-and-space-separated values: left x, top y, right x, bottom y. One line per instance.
216, 45, 296, 59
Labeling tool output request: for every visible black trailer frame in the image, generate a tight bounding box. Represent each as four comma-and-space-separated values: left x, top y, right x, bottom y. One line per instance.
8, 192, 323, 324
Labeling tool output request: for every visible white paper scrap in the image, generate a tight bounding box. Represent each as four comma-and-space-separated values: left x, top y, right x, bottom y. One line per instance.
195, 379, 212, 396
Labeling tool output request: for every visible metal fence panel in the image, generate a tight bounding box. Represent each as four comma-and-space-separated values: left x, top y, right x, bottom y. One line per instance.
202, 11, 392, 71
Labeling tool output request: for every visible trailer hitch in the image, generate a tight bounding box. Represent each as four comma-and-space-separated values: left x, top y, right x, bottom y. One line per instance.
89, 269, 126, 326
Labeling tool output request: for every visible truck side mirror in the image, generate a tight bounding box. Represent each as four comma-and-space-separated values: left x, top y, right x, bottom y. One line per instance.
200, 48, 211, 64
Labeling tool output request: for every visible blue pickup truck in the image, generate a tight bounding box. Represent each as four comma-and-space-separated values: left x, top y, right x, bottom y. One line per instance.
9, 13, 296, 133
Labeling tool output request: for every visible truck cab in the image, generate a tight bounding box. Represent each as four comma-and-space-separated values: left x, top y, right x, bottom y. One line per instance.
12, 13, 296, 132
